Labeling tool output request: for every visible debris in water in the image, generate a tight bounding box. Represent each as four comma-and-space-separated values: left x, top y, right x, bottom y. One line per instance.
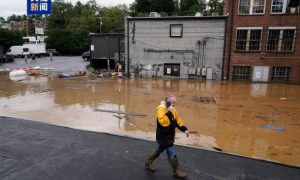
113, 114, 122, 119
112, 114, 137, 127
212, 147, 222, 152
194, 97, 216, 104
9, 70, 27, 81
94, 109, 147, 117
31, 88, 52, 93
256, 114, 265, 119
272, 114, 280, 120
189, 131, 198, 134
262, 125, 285, 131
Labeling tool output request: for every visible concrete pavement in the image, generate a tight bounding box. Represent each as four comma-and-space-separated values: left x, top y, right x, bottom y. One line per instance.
0, 116, 299, 180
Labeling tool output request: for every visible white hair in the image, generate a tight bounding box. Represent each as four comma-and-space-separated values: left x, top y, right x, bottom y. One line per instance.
165, 94, 176, 102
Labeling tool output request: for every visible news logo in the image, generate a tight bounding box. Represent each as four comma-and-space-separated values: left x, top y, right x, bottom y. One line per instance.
27, 0, 51, 15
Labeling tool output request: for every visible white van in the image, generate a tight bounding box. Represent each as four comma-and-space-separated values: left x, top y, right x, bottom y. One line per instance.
6, 46, 24, 57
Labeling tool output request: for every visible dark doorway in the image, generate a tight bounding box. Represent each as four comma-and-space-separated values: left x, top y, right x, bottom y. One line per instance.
164, 63, 180, 76
91, 59, 115, 70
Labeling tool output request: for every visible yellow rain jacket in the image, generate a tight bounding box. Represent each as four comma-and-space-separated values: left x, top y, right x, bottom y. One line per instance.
156, 102, 188, 147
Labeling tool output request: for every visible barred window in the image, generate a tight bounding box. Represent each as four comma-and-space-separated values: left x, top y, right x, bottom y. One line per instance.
253, 0, 265, 13
236, 28, 262, 51
249, 30, 262, 50
267, 28, 296, 52
239, 0, 265, 14
236, 30, 248, 51
282, 30, 295, 51
267, 30, 280, 51
271, 0, 285, 13
239, 0, 251, 14
271, 67, 290, 81
233, 66, 251, 80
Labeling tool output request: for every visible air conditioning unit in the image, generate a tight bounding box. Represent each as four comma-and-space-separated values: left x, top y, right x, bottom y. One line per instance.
196, 67, 201, 76
195, 12, 202, 17
212, 13, 219, 16
290, 7, 296, 14
286, 7, 297, 14
188, 68, 196, 75
149, 12, 161, 18
201, 68, 207, 76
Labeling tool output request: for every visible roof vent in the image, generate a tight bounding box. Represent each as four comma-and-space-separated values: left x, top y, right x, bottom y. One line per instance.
149, 12, 161, 18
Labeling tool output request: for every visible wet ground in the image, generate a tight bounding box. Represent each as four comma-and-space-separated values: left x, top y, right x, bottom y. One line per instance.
0, 57, 300, 167
2, 116, 299, 180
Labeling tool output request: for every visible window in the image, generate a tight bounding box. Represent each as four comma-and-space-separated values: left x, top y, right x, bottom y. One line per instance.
239, 0, 265, 14
170, 24, 183, 37
267, 30, 280, 51
271, 67, 290, 81
233, 66, 251, 80
267, 28, 296, 52
236, 28, 262, 51
282, 30, 296, 51
253, 0, 265, 13
239, 0, 250, 14
271, 0, 287, 14
249, 29, 262, 50
236, 30, 248, 51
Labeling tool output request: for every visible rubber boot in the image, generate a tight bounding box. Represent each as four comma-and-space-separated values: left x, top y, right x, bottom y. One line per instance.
168, 156, 188, 179
145, 152, 159, 172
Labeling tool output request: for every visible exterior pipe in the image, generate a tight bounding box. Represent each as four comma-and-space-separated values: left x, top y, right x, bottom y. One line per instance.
227, 0, 235, 80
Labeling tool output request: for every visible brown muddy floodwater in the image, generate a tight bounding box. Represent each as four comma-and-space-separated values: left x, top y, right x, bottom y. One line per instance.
0, 73, 300, 167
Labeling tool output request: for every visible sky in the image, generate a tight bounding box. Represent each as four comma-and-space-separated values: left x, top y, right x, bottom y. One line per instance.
0, 0, 134, 19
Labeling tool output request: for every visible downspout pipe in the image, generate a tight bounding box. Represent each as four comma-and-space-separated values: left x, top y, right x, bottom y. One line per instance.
127, 16, 130, 77
227, 0, 235, 79
221, 17, 228, 80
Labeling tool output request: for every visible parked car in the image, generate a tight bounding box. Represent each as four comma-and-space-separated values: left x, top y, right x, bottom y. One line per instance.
0, 55, 14, 63
82, 51, 90, 61
46, 49, 59, 56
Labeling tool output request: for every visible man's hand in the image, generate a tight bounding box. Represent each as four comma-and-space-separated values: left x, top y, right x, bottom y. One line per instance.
168, 105, 174, 112
184, 130, 190, 138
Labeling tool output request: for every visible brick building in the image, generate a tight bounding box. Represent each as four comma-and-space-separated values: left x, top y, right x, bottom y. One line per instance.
224, 0, 300, 83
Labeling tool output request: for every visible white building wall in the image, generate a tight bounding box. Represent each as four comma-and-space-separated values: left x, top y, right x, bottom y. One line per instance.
125, 17, 226, 79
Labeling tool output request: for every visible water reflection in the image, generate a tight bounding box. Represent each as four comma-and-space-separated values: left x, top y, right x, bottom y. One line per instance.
0, 74, 299, 166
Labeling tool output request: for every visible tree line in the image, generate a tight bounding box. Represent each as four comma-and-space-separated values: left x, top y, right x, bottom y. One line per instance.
131, 0, 224, 16
0, 0, 224, 55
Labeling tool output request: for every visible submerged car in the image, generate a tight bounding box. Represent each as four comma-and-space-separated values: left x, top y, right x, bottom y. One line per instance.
82, 51, 90, 61
46, 49, 59, 56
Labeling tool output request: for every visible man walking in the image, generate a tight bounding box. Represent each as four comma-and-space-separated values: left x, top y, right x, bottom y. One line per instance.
31, 54, 36, 63
145, 94, 189, 178
24, 54, 28, 63
50, 52, 53, 61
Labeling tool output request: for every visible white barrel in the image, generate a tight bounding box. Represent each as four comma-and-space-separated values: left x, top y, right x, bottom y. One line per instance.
9, 70, 27, 81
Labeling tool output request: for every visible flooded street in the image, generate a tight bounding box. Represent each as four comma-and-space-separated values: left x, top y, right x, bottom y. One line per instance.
0, 71, 300, 167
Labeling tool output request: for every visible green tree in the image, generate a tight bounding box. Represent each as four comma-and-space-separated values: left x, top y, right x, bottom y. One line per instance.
151, 0, 175, 15
180, 0, 197, 14
100, 6, 127, 33
131, 0, 175, 15
45, 0, 127, 55
0, 28, 23, 52
79, 7, 97, 32
0, 17, 5, 23
134, 0, 152, 13
186, 0, 207, 15
207, 0, 224, 15
7, 14, 27, 22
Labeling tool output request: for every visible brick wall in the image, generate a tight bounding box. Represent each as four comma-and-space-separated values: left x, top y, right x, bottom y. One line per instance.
225, 0, 300, 83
